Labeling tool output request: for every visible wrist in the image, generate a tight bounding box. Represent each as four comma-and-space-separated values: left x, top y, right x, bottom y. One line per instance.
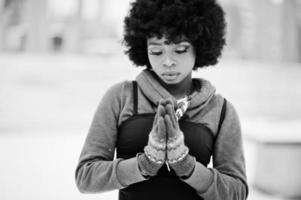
169, 154, 196, 178
145, 133, 166, 164
137, 153, 163, 177
167, 131, 188, 164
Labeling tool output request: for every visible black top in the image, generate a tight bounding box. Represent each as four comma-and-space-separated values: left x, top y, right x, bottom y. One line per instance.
116, 81, 226, 200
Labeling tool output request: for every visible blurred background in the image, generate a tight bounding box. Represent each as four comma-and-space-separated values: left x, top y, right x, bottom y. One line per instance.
1, 0, 301, 199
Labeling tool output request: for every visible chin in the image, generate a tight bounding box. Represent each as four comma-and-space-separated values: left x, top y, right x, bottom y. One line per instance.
162, 79, 182, 85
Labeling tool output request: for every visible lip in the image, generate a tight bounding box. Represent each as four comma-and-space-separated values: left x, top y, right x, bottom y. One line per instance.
161, 72, 180, 81
162, 72, 180, 76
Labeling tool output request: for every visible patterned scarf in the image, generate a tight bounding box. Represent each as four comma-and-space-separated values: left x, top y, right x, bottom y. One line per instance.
175, 96, 190, 120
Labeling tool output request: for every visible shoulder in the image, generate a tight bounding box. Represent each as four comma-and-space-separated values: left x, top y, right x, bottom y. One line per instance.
105, 80, 133, 94
94, 80, 135, 115
214, 95, 240, 122
208, 93, 238, 116
101, 80, 139, 125
210, 95, 241, 138
197, 93, 239, 135
101, 80, 134, 101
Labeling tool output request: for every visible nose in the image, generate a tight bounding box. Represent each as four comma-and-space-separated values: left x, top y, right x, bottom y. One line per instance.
163, 55, 176, 68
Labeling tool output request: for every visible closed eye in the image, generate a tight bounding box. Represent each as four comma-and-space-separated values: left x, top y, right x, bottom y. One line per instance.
175, 49, 188, 54
149, 51, 162, 56
175, 47, 189, 54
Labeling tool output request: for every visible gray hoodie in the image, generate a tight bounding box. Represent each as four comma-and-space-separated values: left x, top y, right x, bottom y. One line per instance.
75, 69, 248, 199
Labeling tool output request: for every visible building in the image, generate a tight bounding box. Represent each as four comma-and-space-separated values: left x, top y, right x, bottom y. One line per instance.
0, 0, 301, 63
222, 0, 301, 62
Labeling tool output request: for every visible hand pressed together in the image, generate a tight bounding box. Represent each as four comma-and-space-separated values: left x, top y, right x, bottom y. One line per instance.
144, 99, 167, 164
164, 99, 189, 164
138, 98, 196, 178
137, 99, 167, 177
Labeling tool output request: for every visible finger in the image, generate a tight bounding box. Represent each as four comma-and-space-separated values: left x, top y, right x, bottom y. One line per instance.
165, 103, 178, 128
158, 99, 167, 107
158, 104, 166, 117
153, 100, 162, 125
165, 98, 176, 109
154, 119, 159, 133
157, 116, 166, 142
164, 115, 177, 138
153, 104, 165, 126
154, 104, 165, 126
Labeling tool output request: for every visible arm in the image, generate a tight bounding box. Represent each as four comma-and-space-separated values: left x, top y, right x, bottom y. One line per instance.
75, 83, 147, 193
182, 101, 248, 200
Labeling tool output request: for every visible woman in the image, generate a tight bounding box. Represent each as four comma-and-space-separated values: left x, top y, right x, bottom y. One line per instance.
75, 0, 248, 199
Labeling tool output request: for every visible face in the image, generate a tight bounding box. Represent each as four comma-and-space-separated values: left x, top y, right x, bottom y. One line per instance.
147, 36, 196, 85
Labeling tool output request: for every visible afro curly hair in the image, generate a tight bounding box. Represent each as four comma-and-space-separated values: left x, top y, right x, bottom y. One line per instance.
123, 0, 226, 69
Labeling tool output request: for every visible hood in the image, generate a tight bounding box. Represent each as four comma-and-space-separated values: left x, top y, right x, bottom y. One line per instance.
136, 69, 216, 112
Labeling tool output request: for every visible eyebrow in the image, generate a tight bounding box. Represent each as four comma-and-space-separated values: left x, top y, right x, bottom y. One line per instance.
148, 40, 190, 46
147, 42, 162, 46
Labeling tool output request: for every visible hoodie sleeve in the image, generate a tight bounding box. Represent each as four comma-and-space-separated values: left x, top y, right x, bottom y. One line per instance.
182, 100, 248, 200
75, 82, 147, 193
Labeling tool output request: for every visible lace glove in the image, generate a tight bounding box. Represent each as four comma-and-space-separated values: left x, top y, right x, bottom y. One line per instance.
165, 99, 196, 178
137, 100, 167, 177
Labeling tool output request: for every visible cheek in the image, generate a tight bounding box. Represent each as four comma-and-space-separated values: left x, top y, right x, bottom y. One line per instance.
148, 56, 161, 69
189, 56, 196, 66
180, 55, 196, 68
186, 48, 196, 65
188, 53, 196, 66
